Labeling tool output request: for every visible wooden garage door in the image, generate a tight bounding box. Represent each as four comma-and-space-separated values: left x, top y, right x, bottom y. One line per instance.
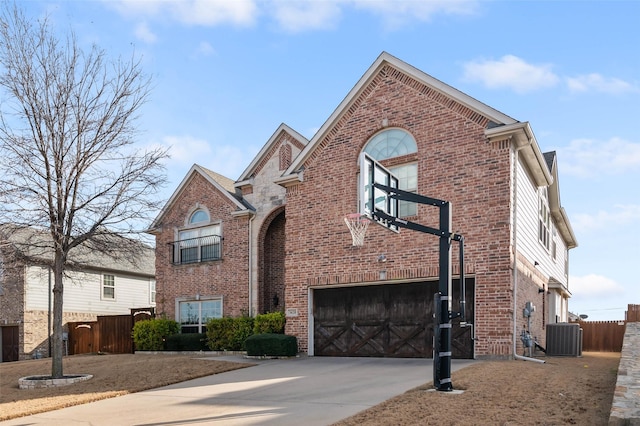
313, 280, 474, 358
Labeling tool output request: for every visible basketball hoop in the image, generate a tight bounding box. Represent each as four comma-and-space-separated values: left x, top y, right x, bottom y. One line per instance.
344, 213, 370, 246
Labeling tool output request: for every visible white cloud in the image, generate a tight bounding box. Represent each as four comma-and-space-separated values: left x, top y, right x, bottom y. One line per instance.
106, 0, 478, 33
567, 73, 639, 95
571, 205, 640, 233
570, 274, 625, 300
134, 22, 157, 44
162, 135, 213, 166
271, 1, 342, 33
463, 55, 559, 94
558, 137, 640, 178
106, 0, 257, 27
159, 135, 249, 180
352, 0, 478, 30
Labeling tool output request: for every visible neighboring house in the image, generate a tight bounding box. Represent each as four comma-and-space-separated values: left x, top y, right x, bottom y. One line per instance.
0, 225, 155, 362
149, 52, 577, 359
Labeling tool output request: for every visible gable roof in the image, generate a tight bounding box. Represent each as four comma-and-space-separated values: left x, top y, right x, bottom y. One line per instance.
272, 51, 575, 249
148, 164, 254, 233
0, 224, 155, 276
277, 51, 518, 185
236, 123, 308, 186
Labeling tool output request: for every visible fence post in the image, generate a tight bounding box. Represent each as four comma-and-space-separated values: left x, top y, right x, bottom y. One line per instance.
626, 304, 640, 322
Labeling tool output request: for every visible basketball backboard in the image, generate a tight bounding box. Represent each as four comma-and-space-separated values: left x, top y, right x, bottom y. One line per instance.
359, 152, 399, 232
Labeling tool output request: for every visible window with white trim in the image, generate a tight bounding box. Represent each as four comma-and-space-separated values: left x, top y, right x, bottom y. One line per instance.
364, 129, 418, 217
173, 209, 222, 264
150, 279, 156, 304
538, 188, 551, 250
179, 299, 222, 333
102, 274, 115, 300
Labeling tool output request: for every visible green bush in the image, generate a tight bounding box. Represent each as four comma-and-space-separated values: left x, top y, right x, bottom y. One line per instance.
245, 333, 297, 357
253, 311, 285, 334
164, 333, 209, 351
132, 318, 180, 351
206, 316, 254, 351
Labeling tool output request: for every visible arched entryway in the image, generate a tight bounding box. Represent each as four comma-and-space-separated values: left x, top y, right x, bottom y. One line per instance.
258, 208, 286, 314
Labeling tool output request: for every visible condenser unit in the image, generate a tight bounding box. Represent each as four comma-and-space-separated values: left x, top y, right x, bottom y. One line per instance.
546, 323, 582, 356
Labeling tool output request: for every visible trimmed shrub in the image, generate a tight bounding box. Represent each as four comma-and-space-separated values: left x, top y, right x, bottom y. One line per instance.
132, 318, 180, 351
253, 311, 285, 334
206, 316, 254, 351
164, 333, 209, 351
245, 333, 298, 357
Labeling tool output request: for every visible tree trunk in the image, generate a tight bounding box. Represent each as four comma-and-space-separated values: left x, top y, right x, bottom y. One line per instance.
51, 253, 65, 378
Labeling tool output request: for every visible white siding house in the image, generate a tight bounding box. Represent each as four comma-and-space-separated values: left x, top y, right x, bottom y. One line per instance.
512, 143, 574, 326
0, 225, 155, 361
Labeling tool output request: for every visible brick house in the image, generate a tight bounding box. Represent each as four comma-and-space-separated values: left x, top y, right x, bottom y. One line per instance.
149, 52, 577, 359
0, 225, 155, 362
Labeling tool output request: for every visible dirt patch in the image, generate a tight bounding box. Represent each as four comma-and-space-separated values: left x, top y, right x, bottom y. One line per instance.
0, 353, 252, 421
0, 352, 620, 424
334, 352, 620, 426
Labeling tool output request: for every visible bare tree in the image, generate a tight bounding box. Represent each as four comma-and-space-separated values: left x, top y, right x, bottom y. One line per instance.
0, 5, 167, 377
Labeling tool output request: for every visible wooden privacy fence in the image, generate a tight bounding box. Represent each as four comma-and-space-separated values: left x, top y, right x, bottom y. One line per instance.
627, 304, 640, 322
67, 308, 154, 355
577, 320, 626, 352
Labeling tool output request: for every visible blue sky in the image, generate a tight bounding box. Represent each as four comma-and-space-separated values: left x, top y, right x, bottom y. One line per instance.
21, 1, 639, 321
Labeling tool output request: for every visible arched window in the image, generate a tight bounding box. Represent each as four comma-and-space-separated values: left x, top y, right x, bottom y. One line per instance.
363, 129, 418, 217
364, 128, 417, 160
174, 208, 221, 264
189, 209, 209, 224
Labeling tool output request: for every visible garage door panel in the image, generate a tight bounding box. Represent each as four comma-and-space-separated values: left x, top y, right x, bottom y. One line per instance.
314, 279, 474, 358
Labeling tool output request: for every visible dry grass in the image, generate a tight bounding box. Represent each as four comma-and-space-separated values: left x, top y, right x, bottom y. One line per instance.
335, 352, 620, 426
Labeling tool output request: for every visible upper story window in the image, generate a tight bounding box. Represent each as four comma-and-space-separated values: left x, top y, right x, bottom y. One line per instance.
364, 129, 418, 217
150, 279, 156, 304
170, 208, 222, 265
189, 210, 209, 224
538, 188, 551, 251
102, 274, 115, 300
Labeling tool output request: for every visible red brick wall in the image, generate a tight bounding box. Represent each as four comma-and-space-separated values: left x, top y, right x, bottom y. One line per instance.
154, 172, 250, 320
283, 65, 514, 356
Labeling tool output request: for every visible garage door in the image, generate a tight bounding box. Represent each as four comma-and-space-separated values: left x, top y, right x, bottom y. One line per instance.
313, 279, 474, 358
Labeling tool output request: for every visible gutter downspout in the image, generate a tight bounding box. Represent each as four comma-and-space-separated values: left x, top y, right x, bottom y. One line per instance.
248, 214, 255, 317
512, 140, 545, 364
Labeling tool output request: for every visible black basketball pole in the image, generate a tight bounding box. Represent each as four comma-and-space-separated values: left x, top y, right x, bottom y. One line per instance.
372, 183, 464, 392
436, 200, 453, 391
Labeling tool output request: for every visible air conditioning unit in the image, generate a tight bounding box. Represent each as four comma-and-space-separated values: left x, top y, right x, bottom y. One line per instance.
546, 323, 582, 356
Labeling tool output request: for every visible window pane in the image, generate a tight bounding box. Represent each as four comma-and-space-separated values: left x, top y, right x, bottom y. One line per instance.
391, 164, 417, 217
190, 210, 209, 224
180, 302, 199, 324
180, 247, 198, 263
365, 129, 417, 161
201, 300, 222, 321
103, 286, 115, 299
200, 225, 220, 236
201, 243, 220, 261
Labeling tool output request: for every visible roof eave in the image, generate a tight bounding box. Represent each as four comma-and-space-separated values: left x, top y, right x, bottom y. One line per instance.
485, 122, 553, 187
274, 171, 304, 187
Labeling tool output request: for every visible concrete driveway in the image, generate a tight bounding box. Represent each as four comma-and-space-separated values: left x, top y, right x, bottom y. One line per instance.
1, 355, 475, 426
